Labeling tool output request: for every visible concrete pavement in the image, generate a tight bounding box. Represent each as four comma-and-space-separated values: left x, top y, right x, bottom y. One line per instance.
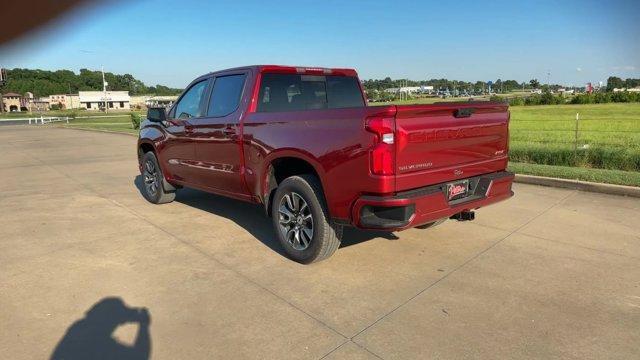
1, 126, 639, 359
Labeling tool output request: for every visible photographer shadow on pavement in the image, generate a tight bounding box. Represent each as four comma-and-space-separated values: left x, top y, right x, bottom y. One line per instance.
50, 297, 151, 360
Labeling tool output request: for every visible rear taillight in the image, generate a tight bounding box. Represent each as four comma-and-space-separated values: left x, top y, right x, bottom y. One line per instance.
365, 116, 395, 175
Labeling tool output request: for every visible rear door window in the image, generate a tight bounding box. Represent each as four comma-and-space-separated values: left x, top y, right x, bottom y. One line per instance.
257, 73, 364, 112
207, 74, 246, 117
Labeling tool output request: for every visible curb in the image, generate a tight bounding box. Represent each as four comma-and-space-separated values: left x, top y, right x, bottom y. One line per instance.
514, 174, 640, 198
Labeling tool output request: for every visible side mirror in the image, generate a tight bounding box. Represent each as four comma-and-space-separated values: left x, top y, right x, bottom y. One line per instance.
147, 107, 167, 122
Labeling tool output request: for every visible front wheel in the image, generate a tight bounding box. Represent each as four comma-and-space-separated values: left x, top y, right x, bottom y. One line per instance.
140, 151, 176, 204
272, 175, 342, 264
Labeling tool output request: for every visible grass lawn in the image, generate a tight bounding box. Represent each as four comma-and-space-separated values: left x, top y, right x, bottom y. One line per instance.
59, 115, 139, 134
510, 103, 640, 148
509, 103, 640, 171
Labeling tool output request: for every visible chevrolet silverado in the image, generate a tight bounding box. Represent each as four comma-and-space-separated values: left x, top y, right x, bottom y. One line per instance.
138, 65, 514, 263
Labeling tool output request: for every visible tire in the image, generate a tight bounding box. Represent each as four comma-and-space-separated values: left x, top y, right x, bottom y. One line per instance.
271, 174, 342, 264
416, 218, 446, 229
140, 151, 176, 204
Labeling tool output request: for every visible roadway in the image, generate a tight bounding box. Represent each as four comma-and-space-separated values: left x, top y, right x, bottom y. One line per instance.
1, 126, 638, 359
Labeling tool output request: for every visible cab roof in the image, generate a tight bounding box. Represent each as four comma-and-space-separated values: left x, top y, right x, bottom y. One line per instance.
210, 65, 358, 77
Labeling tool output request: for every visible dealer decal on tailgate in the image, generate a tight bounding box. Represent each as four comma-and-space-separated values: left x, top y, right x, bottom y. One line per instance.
447, 180, 469, 200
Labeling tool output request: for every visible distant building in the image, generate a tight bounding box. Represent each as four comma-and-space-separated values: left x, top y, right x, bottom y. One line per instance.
1, 92, 24, 112
130, 95, 178, 109
29, 96, 51, 112
1, 92, 50, 112
384, 86, 421, 94
613, 87, 640, 93
49, 94, 80, 109
78, 91, 130, 110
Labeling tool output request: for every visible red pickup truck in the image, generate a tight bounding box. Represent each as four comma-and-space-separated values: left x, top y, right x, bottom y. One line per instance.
138, 65, 514, 263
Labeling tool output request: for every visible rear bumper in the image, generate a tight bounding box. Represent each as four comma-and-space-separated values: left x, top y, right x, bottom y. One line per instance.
352, 171, 514, 230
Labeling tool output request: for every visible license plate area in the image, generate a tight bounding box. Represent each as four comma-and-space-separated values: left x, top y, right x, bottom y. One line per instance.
446, 180, 470, 201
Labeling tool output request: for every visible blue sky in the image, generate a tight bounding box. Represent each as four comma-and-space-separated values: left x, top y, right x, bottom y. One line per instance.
1, 0, 639, 88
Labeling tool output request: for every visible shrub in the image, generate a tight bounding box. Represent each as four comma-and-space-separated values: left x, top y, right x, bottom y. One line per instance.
509, 96, 525, 106
540, 91, 555, 105
610, 91, 630, 103
570, 94, 593, 104
130, 112, 141, 130
593, 92, 611, 103
525, 94, 541, 105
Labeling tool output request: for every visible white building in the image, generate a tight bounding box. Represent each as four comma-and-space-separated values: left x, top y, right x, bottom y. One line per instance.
613, 87, 640, 93
384, 86, 422, 94
130, 95, 178, 109
79, 91, 130, 110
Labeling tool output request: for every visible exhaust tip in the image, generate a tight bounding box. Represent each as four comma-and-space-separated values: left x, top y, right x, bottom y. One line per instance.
450, 210, 475, 221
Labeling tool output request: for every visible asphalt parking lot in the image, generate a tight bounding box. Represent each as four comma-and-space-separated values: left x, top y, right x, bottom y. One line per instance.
1, 126, 639, 359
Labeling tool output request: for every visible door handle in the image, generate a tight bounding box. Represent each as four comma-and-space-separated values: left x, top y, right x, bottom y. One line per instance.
222, 126, 236, 135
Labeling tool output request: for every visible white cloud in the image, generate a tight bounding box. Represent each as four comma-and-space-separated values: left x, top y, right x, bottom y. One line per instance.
576, 67, 582, 72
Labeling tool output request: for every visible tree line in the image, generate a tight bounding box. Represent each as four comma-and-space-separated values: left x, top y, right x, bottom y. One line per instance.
606, 76, 640, 91
362, 77, 527, 93
363, 76, 640, 94
0, 68, 182, 97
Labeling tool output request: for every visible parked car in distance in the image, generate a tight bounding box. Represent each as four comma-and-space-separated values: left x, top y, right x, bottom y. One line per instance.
138, 65, 514, 263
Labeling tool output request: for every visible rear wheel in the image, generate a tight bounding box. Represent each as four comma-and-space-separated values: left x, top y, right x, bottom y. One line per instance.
141, 151, 175, 204
272, 175, 342, 264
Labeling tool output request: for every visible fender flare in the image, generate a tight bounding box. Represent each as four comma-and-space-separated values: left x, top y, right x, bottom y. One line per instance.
260, 149, 327, 216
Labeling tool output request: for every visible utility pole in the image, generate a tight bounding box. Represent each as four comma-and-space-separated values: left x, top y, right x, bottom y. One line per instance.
102, 66, 108, 114
546, 70, 551, 89
0, 67, 6, 114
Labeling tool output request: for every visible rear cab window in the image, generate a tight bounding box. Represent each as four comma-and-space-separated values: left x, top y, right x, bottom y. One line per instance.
207, 74, 246, 117
257, 73, 364, 112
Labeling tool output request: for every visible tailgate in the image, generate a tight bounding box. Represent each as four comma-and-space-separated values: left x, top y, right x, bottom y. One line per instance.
394, 102, 509, 192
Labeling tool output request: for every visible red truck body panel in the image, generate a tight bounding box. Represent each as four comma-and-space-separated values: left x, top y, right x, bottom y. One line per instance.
394, 102, 510, 192
139, 65, 514, 230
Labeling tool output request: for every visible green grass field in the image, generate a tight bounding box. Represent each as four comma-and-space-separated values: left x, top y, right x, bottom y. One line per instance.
509, 103, 640, 172
60, 115, 139, 134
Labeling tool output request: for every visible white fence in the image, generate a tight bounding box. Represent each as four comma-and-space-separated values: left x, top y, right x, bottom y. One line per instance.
0, 116, 72, 125
0, 114, 134, 126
